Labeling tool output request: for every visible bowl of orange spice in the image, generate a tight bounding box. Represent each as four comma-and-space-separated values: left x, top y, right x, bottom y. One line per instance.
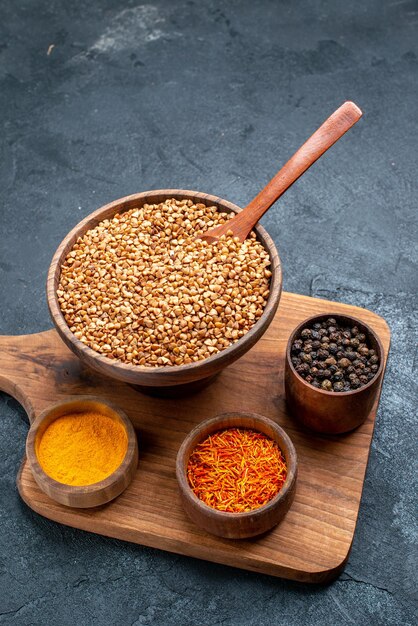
176, 412, 297, 538
26, 396, 138, 508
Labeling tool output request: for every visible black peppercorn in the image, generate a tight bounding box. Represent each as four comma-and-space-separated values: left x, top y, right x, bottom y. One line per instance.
317, 348, 330, 360
296, 363, 310, 376
292, 340, 303, 353
338, 358, 350, 369
324, 356, 337, 366
326, 318, 337, 326
292, 317, 380, 392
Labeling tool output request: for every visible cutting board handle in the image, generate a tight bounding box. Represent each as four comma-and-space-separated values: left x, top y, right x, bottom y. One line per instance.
0, 329, 130, 424
0, 332, 53, 422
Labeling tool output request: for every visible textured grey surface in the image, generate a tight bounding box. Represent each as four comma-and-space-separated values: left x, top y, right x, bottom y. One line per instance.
0, 1, 417, 624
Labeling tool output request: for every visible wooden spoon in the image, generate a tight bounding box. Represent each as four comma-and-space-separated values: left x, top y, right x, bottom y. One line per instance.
199, 101, 362, 243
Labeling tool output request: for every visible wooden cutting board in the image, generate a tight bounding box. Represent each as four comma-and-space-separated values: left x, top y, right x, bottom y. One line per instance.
0, 292, 390, 583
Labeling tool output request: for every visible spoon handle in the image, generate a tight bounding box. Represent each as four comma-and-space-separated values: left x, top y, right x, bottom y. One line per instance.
233, 101, 362, 240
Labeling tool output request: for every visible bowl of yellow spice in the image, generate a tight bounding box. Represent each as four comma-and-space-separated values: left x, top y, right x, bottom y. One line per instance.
26, 396, 138, 508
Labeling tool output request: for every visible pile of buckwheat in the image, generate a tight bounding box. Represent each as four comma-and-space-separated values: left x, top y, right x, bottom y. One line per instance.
57, 199, 272, 367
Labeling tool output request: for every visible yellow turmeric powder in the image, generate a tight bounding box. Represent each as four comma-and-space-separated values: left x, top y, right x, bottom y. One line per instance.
37, 412, 128, 486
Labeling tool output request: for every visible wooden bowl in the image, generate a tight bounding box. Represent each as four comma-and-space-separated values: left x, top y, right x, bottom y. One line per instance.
47, 190, 282, 396
26, 396, 138, 508
285, 313, 385, 434
176, 412, 297, 539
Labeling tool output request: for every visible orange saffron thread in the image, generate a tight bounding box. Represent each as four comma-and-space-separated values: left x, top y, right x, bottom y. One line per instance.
187, 428, 287, 513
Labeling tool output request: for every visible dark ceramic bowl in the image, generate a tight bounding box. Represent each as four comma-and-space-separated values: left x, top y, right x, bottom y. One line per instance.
285, 313, 384, 434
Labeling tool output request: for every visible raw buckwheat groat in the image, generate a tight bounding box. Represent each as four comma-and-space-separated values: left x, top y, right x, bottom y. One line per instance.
57, 199, 271, 367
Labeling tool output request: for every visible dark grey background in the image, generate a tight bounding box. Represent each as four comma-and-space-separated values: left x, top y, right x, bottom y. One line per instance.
0, 1, 417, 624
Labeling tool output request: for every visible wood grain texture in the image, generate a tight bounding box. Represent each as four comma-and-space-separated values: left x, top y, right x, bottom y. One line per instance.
176, 412, 297, 539
46, 190, 282, 391
26, 397, 139, 508
200, 102, 362, 242
0, 292, 390, 583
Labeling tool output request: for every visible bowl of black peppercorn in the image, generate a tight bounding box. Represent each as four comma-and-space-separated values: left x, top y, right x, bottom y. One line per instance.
284, 314, 385, 434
